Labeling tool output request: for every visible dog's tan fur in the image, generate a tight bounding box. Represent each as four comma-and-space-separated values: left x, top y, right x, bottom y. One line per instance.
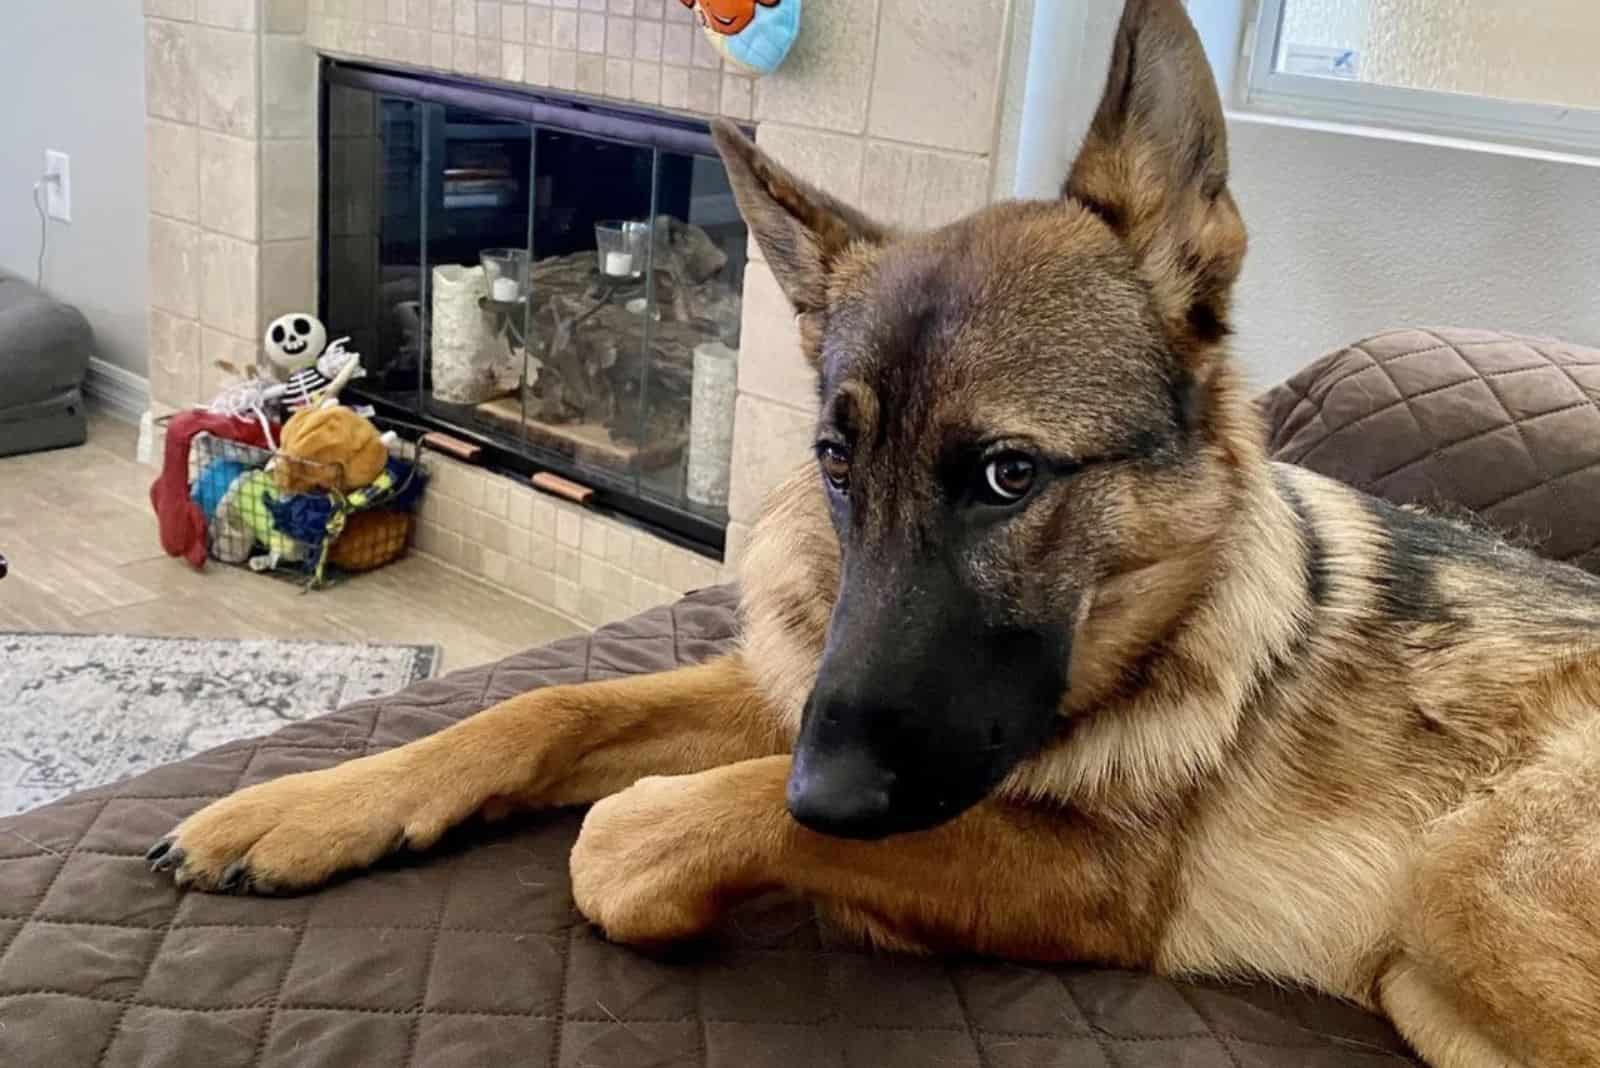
151, 2, 1600, 1063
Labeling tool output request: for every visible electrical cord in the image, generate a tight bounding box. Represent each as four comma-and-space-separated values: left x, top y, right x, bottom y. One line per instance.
30, 177, 49, 288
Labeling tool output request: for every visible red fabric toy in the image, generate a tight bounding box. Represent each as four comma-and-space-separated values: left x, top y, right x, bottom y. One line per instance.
149, 411, 279, 570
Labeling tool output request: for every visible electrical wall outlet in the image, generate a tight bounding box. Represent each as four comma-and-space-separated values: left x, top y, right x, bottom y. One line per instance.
44, 150, 71, 223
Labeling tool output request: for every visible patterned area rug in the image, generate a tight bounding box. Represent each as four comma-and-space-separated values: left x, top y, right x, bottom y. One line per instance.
0, 632, 438, 816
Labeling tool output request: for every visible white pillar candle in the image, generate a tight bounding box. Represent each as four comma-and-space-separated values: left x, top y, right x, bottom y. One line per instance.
430, 265, 504, 405
603, 251, 634, 277
688, 341, 739, 508
491, 276, 519, 302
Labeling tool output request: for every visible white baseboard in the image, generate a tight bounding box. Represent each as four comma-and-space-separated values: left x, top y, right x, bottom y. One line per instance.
84, 356, 150, 423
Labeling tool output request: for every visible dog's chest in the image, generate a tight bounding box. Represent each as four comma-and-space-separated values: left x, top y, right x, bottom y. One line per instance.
737, 471, 839, 737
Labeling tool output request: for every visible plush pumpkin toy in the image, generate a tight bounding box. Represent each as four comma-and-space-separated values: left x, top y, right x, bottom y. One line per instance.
271, 406, 389, 496
679, 0, 800, 75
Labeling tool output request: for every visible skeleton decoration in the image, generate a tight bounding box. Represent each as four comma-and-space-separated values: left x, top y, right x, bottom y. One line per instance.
264, 314, 333, 415
265, 314, 327, 373
316, 337, 362, 385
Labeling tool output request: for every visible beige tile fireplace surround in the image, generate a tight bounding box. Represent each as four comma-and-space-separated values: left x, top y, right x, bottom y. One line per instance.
143, 0, 1031, 628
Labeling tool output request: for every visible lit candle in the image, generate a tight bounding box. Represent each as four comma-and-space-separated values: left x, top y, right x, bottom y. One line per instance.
603, 251, 634, 277
492, 277, 519, 301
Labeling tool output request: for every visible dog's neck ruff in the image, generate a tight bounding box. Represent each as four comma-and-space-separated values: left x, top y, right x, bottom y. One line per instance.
1001, 460, 1314, 817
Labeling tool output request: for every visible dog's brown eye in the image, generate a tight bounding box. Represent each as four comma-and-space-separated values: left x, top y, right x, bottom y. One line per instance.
817, 443, 851, 490
983, 454, 1036, 503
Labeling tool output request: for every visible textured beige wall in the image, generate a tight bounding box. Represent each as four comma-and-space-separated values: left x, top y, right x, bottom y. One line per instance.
145, 0, 1023, 624
144, 0, 317, 411
307, 0, 758, 118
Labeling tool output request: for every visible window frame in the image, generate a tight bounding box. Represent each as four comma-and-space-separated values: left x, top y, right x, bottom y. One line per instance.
1243, 0, 1600, 156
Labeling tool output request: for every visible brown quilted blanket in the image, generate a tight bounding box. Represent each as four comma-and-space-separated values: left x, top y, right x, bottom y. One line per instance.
0, 587, 1420, 1066
1260, 326, 1600, 572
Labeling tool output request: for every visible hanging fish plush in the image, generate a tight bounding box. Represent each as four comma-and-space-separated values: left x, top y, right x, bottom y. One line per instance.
679, 0, 801, 76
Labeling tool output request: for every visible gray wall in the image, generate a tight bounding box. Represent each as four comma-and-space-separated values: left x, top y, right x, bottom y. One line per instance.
0, 1, 149, 377
1227, 118, 1600, 387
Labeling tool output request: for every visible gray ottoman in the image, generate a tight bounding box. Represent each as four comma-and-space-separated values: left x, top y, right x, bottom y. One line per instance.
0, 269, 92, 457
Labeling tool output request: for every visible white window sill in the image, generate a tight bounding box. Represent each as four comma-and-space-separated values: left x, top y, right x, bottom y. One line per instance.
1223, 107, 1600, 171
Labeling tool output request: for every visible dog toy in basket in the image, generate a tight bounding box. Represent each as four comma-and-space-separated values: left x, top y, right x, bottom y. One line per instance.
156, 411, 280, 569
270, 405, 391, 496
267, 458, 425, 576
679, 0, 800, 75
189, 434, 277, 566
258, 405, 424, 584
185, 399, 426, 585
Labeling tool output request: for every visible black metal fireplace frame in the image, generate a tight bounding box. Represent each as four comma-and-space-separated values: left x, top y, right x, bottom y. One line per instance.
318, 59, 755, 557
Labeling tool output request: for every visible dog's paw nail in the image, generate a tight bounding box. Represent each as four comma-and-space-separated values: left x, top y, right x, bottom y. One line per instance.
218, 862, 248, 893
145, 837, 174, 865
148, 841, 185, 874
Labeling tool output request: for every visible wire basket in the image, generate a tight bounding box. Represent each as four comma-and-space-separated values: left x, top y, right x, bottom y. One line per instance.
187, 429, 430, 589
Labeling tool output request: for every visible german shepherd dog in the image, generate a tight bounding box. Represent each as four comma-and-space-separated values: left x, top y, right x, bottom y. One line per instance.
148, 2, 1600, 1063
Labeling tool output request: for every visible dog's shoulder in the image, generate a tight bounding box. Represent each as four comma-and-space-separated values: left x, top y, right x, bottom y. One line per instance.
1156, 465, 1600, 997
1279, 461, 1600, 642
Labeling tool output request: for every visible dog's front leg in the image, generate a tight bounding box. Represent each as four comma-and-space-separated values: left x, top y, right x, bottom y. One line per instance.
149, 656, 787, 894
571, 756, 1160, 965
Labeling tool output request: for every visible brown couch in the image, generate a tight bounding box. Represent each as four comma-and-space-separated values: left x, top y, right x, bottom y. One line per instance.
4, 327, 1597, 1066
1260, 326, 1600, 572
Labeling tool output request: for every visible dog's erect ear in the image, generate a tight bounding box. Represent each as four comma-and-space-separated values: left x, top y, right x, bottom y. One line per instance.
712, 120, 888, 329
1064, 0, 1247, 370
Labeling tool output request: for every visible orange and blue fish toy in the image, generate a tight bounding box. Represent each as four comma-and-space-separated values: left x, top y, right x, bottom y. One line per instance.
679, 0, 801, 76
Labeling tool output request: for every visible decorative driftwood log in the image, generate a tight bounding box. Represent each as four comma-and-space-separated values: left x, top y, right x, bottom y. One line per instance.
501, 216, 743, 447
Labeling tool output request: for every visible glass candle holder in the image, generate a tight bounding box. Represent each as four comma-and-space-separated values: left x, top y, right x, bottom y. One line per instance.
595, 220, 650, 279
480, 248, 530, 303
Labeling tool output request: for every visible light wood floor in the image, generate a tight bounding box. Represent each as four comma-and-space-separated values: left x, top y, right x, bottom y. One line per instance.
0, 409, 580, 673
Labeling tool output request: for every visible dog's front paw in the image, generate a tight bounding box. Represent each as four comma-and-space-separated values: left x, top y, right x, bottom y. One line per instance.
147, 752, 457, 894
570, 776, 733, 945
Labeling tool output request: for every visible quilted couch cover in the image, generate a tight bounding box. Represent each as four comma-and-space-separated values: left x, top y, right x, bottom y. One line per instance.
0, 586, 1419, 1067
1260, 326, 1600, 572
14, 323, 1597, 1066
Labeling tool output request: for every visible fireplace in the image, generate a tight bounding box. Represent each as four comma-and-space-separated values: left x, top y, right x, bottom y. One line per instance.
144, 0, 1020, 622
322, 62, 749, 551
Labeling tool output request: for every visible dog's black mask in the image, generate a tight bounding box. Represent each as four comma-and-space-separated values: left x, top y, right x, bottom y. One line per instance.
787, 555, 1070, 840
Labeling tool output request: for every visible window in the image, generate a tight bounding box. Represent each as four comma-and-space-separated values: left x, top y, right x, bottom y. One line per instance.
1244, 0, 1600, 154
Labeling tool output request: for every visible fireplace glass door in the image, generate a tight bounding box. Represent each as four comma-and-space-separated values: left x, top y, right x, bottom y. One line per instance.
322, 67, 749, 549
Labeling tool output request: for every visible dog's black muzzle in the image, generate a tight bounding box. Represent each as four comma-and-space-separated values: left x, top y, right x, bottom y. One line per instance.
785, 562, 1070, 840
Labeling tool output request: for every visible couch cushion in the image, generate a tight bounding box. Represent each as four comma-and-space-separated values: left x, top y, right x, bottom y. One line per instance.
0, 269, 92, 407
0, 586, 1421, 1067
1260, 326, 1600, 572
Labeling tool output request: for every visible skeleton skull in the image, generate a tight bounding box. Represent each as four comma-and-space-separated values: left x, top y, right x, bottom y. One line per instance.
264, 313, 328, 373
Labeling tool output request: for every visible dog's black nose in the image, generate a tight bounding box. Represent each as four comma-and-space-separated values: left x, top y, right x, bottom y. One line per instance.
786, 748, 896, 839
